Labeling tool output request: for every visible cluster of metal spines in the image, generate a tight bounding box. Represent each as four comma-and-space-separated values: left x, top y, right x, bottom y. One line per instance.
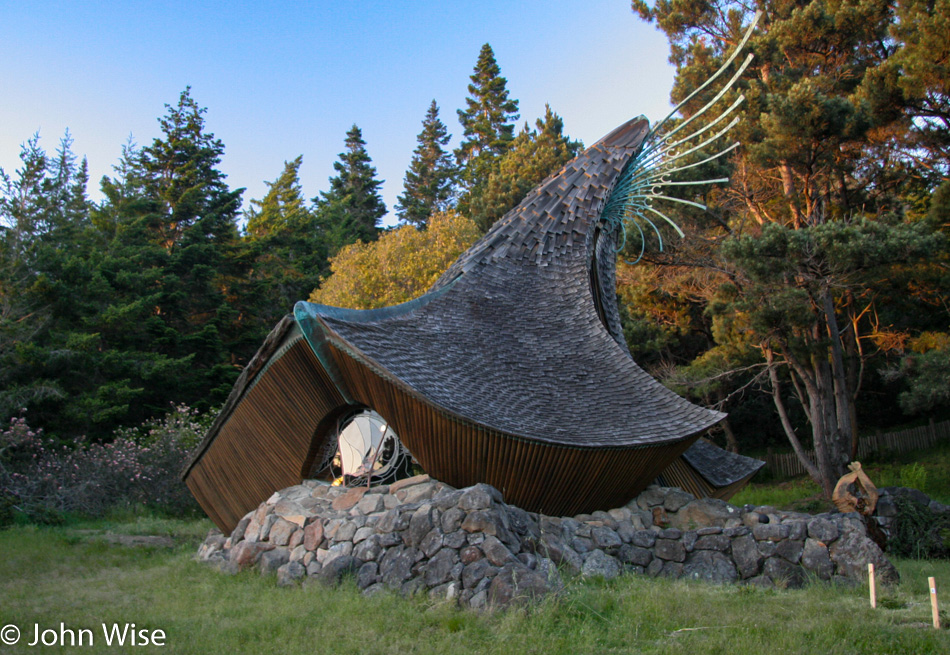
602, 11, 762, 262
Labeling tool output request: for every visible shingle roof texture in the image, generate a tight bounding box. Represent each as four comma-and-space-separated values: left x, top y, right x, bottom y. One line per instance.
302, 117, 725, 449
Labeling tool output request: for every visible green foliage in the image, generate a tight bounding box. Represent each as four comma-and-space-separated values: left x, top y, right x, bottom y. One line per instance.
888, 495, 950, 559
455, 43, 520, 209
627, 0, 950, 494
314, 124, 386, 248
396, 100, 457, 228
242, 156, 330, 330
310, 211, 479, 309
899, 462, 929, 492
467, 105, 582, 232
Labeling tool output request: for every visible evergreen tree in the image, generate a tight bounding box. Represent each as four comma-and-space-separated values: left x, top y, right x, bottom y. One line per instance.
396, 100, 456, 229
243, 156, 329, 327
467, 105, 581, 232
314, 125, 386, 249
455, 44, 520, 203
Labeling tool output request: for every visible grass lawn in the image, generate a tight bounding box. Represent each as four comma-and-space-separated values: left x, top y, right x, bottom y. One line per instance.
0, 514, 948, 654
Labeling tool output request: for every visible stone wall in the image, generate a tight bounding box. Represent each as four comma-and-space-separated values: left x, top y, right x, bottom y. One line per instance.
197, 475, 898, 609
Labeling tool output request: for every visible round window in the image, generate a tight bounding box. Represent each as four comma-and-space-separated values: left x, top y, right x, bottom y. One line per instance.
334, 410, 411, 486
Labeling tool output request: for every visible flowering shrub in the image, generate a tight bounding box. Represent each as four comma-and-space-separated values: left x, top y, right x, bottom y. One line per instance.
0, 405, 210, 525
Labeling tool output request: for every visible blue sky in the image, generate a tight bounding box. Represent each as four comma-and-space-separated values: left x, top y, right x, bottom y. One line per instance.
0, 1, 676, 226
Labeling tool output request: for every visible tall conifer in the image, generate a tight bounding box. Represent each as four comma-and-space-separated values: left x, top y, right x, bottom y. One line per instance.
455, 44, 520, 197
396, 100, 456, 229
314, 125, 386, 248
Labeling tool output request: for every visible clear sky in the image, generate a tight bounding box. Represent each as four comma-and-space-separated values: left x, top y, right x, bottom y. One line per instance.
0, 0, 675, 227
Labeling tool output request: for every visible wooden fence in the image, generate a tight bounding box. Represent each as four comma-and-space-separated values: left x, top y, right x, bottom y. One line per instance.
763, 419, 950, 479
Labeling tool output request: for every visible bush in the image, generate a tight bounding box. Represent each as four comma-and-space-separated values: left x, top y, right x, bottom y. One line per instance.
888, 495, 950, 559
0, 405, 210, 525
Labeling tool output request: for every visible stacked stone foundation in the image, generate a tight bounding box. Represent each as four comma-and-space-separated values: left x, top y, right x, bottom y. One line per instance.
197, 475, 898, 608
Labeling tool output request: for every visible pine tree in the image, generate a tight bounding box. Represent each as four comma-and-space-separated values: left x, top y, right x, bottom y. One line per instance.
455, 44, 520, 199
314, 125, 386, 249
243, 156, 329, 327
468, 105, 581, 232
396, 100, 456, 229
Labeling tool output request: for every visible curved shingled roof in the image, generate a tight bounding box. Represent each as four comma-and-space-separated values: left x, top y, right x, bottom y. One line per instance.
295, 117, 725, 449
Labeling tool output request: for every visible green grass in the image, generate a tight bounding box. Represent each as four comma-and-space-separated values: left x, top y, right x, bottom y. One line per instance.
1, 518, 948, 654
735, 440, 950, 510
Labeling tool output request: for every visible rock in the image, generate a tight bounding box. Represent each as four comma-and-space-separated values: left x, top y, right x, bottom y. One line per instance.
517, 552, 537, 569
389, 474, 430, 494
682, 550, 737, 584
631, 530, 657, 548
259, 547, 290, 574
425, 548, 460, 587
462, 559, 496, 589
775, 539, 804, 564
420, 529, 444, 558
763, 557, 806, 589
538, 535, 582, 573
289, 545, 307, 563
379, 546, 415, 586
801, 538, 833, 580
682, 531, 698, 552
461, 509, 510, 541
330, 521, 357, 543
229, 541, 274, 571
581, 550, 621, 580
407, 506, 434, 547
488, 565, 550, 606
469, 590, 489, 610
353, 535, 382, 562
572, 537, 592, 554
669, 498, 740, 529
645, 558, 664, 577
230, 516, 251, 543
277, 561, 306, 586
694, 534, 730, 552
303, 520, 324, 551
268, 518, 296, 546
458, 484, 499, 511
398, 482, 441, 504
441, 507, 465, 533
273, 499, 312, 527
481, 535, 517, 567
807, 518, 839, 543
731, 534, 762, 579
664, 490, 695, 512
753, 523, 790, 542
288, 529, 304, 550
460, 545, 482, 565
352, 526, 374, 544
660, 562, 684, 579
635, 486, 666, 510
829, 531, 899, 584
443, 531, 467, 549
356, 494, 385, 514
591, 526, 622, 550
785, 521, 807, 541
331, 487, 367, 511
258, 514, 279, 541
323, 542, 353, 566
617, 544, 653, 567
357, 562, 379, 589
319, 555, 360, 586
697, 526, 723, 536
654, 539, 686, 563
